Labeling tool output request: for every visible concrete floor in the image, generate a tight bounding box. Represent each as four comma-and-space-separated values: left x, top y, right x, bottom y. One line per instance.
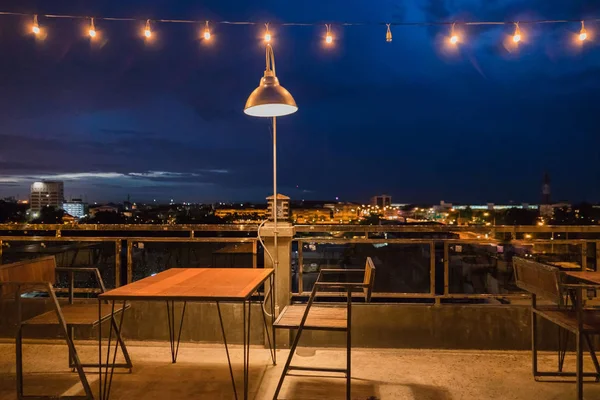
1, 340, 600, 400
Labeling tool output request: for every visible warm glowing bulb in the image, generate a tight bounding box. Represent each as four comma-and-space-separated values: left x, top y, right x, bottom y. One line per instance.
450, 35, 459, 44
32, 25, 40, 35
513, 33, 521, 43
89, 18, 96, 38
144, 20, 152, 39
579, 32, 587, 41
264, 32, 271, 42
326, 33, 333, 44
204, 30, 211, 40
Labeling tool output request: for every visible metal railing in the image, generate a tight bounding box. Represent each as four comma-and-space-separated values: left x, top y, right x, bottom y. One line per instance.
0, 223, 598, 302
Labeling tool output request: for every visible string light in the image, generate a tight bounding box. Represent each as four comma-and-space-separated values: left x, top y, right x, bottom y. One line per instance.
32, 14, 40, 35
264, 23, 271, 43
513, 22, 521, 43
449, 23, 459, 45
203, 21, 211, 40
0, 10, 597, 50
325, 24, 333, 44
579, 21, 587, 41
89, 18, 96, 38
144, 19, 152, 39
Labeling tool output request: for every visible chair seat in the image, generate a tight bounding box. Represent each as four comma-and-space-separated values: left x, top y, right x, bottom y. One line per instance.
536, 307, 600, 333
274, 304, 347, 331
23, 303, 130, 326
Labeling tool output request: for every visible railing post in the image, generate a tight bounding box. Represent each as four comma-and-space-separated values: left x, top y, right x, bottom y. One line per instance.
252, 239, 258, 269
596, 241, 600, 272
114, 240, 122, 287
260, 222, 295, 348
127, 240, 133, 284
443, 242, 449, 296
0, 239, 2, 264
297, 241, 303, 294
582, 242, 587, 271
430, 241, 437, 304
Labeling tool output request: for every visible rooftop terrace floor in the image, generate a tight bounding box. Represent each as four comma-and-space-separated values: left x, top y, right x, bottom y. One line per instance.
1, 340, 599, 400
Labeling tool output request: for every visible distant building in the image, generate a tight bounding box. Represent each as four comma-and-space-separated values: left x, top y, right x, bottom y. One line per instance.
542, 172, 551, 205
63, 199, 87, 219
370, 195, 392, 208
30, 181, 64, 213
292, 207, 332, 224
214, 206, 267, 222
89, 204, 119, 216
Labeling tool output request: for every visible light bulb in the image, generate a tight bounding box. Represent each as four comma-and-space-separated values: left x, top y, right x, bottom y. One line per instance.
203, 21, 211, 40
450, 35, 459, 44
579, 21, 587, 41
265, 32, 271, 42
326, 33, 333, 44
386, 24, 392, 42
513, 23, 521, 43
144, 20, 152, 39
32, 15, 40, 35
89, 18, 96, 38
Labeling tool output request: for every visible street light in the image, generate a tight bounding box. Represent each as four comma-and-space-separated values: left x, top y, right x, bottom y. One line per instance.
245, 43, 297, 305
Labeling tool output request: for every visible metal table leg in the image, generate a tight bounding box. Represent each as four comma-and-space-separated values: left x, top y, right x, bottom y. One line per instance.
217, 301, 238, 400
166, 300, 187, 363
99, 300, 127, 400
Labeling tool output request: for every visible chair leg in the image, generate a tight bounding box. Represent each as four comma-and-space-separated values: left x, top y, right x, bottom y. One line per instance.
48, 286, 94, 399
346, 289, 352, 400
576, 331, 583, 400
584, 333, 600, 381
531, 303, 538, 378
273, 329, 303, 400
16, 325, 23, 399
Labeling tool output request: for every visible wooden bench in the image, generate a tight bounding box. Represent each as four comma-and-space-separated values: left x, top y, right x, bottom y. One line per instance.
513, 256, 600, 400
272, 257, 375, 400
0, 256, 131, 400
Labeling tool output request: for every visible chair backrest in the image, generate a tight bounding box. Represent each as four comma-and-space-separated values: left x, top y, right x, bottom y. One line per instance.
513, 256, 562, 305
0, 256, 56, 299
363, 257, 376, 302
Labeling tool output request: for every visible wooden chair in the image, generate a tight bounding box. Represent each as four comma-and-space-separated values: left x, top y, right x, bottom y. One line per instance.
513, 256, 600, 400
0, 256, 131, 400
272, 257, 375, 400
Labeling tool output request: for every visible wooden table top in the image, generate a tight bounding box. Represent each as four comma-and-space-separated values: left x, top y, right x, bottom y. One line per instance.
552, 262, 582, 270
100, 268, 273, 302
565, 271, 600, 285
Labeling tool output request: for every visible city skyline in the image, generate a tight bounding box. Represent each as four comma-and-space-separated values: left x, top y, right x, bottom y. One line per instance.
0, 1, 599, 203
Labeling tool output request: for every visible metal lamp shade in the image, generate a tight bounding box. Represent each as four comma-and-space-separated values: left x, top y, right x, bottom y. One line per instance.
244, 74, 298, 117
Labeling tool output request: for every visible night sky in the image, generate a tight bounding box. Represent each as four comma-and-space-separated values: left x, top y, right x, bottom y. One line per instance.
0, 0, 599, 204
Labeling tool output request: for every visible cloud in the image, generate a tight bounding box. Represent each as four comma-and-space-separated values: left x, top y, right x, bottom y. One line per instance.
0, 170, 224, 187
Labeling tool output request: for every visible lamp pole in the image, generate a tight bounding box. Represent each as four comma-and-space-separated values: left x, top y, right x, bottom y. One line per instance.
244, 43, 297, 311
272, 116, 278, 272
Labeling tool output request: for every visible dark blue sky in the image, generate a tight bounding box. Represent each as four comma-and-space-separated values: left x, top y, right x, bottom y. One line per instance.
0, 0, 599, 204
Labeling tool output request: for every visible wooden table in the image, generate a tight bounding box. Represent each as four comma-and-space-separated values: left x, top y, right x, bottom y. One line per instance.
552, 262, 583, 270
565, 271, 600, 285
98, 268, 275, 400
